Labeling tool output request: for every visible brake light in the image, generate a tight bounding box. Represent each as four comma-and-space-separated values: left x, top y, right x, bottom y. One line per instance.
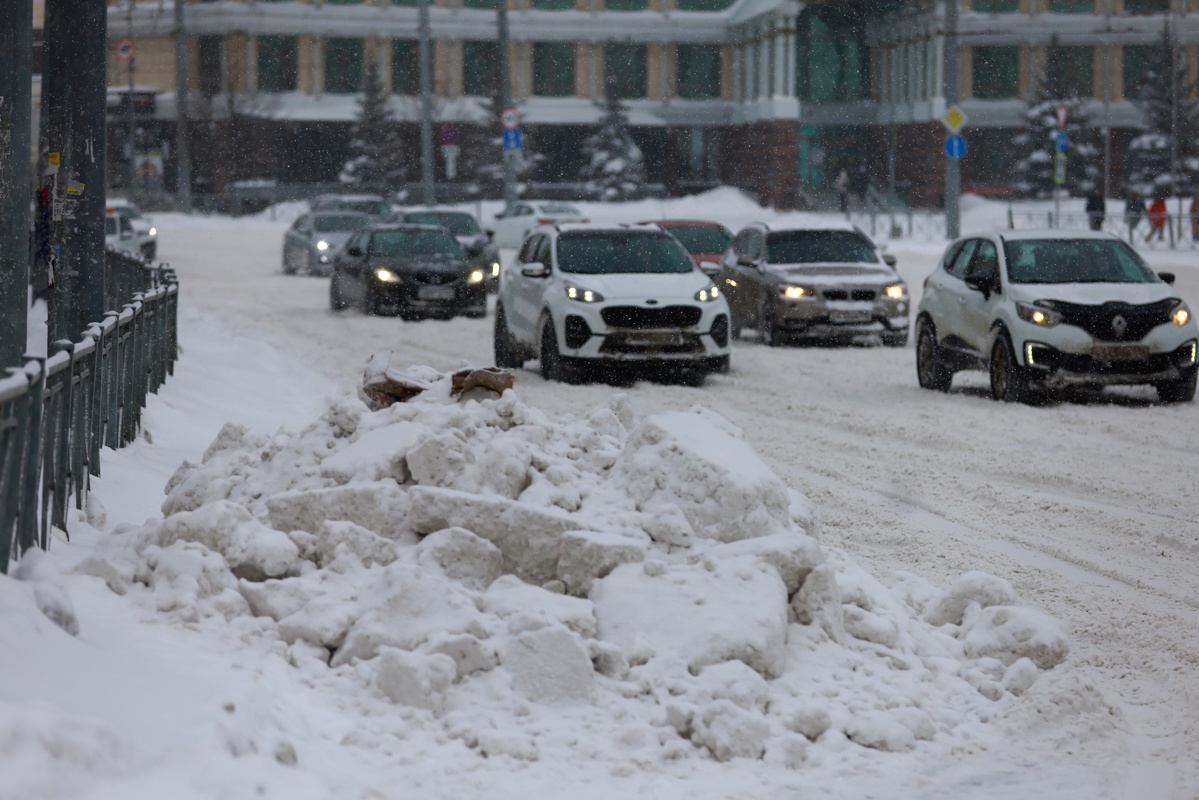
580, 218, 590, 223
537, 218, 553, 224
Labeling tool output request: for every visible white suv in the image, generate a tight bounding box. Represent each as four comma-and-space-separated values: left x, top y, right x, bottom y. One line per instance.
494, 224, 731, 383
916, 229, 1197, 403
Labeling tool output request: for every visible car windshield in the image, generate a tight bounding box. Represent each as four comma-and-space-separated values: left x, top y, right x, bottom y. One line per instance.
664, 226, 732, 254
765, 230, 877, 264
538, 203, 580, 215
313, 215, 368, 233
1003, 239, 1159, 284
110, 206, 142, 219
405, 212, 481, 236
556, 232, 695, 275
370, 229, 462, 257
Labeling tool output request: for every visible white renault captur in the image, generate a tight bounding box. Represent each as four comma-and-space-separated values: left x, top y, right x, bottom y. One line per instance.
916, 229, 1197, 403
494, 224, 731, 383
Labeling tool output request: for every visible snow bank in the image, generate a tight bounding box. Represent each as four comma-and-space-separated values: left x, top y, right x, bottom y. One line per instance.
58, 365, 1083, 766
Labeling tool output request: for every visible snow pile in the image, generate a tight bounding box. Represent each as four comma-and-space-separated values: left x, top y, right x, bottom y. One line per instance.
57, 366, 1078, 767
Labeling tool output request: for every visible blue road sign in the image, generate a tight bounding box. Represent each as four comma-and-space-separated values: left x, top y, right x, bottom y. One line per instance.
1055, 131, 1068, 153
502, 128, 522, 151
944, 134, 967, 159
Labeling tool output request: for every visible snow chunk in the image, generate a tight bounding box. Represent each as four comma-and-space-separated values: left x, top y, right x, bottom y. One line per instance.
266, 481, 414, 541
962, 605, 1071, 669
374, 648, 457, 713
924, 571, 1018, 627
11, 549, 80, 636
318, 420, 421, 484
691, 700, 770, 761
556, 529, 648, 597
844, 710, 916, 752
483, 575, 597, 638
416, 527, 504, 591
498, 625, 596, 704
705, 532, 824, 596
156, 501, 300, 581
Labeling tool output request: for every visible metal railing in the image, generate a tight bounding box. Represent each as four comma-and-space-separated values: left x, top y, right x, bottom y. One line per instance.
1, 250, 178, 573
846, 208, 948, 242
1006, 209, 1199, 250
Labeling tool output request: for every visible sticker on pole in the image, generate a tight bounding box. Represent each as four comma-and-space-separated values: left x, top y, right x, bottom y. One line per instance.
116, 38, 136, 62
500, 108, 521, 130
941, 105, 967, 133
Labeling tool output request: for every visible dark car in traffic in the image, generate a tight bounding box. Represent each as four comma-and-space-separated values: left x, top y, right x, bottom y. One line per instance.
329, 224, 488, 319
391, 209, 501, 292
283, 211, 372, 275
642, 220, 732, 277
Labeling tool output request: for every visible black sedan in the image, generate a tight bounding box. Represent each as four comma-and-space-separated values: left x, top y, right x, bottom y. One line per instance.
391, 209, 501, 292
329, 224, 488, 319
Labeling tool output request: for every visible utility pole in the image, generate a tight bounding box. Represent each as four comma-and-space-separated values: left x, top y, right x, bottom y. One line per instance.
944, 0, 960, 239
0, 0, 34, 366
38, 0, 109, 345
1170, 13, 1182, 229
418, 0, 435, 205
127, 1, 137, 204
175, 0, 192, 212
1103, 0, 1112, 199
497, 0, 515, 206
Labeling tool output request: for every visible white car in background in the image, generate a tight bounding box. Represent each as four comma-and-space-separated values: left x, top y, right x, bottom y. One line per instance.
106, 198, 157, 259
489, 201, 586, 248
105, 210, 140, 257
916, 229, 1198, 403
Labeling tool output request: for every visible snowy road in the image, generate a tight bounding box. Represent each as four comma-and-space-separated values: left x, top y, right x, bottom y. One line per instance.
161, 205, 1199, 795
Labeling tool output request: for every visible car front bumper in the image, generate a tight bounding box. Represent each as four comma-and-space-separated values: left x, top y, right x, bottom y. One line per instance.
774, 296, 909, 340
1017, 335, 1198, 387
556, 301, 730, 365
371, 278, 487, 315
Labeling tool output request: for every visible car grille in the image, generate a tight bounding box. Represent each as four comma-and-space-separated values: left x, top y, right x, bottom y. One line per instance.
599, 333, 705, 355
600, 305, 702, 329
1048, 351, 1176, 375
821, 289, 877, 301
413, 270, 458, 286
1055, 299, 1177, 342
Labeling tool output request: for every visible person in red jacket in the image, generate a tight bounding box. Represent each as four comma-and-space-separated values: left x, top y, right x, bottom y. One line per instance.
1147, 195, 1168, 242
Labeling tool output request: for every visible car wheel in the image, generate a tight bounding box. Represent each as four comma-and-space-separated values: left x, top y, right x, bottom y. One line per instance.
730, 315, 743, 340
305, 250, 317, 276
539, 317, 564, 382
361, 284, 379, 316
283, 249, 296, 275
761, 304, 784, 347
1156, 370, 1197, 403
329, 273, 348, 311
142, 242, 156, 261
882, 330, 909, 347
989, 333, 1029, 403
915, 321, 952, 392
494, 304, 523, 368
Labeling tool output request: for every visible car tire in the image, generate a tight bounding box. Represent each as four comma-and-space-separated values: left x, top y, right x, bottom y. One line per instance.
362, 284, 379, 316
494, 304, 523, 368
730, 316, 743, 340
283, 249, 296, 275
882, 330, 909, 347
305, 250, 317, 276
761, 305, 784, 347
539, 317, 564, 382
330, 273, 349, 311
1156, 369, 1197, 403
989, 333, 1029, 403
915, 320, 952, 392
142, 242, 156, 261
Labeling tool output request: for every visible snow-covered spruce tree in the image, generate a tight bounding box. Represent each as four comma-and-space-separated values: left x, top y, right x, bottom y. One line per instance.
578, 74, 646, 201
459, 90, 545, 193
340, 63, 407, 194
1123, 22, 1199, 199
1010, 38, 1099, 199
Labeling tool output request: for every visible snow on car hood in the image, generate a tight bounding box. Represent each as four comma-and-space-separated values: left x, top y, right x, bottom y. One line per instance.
561, 270, 713, 301
1007, 281, 1182, 306
772, 263, 897, 284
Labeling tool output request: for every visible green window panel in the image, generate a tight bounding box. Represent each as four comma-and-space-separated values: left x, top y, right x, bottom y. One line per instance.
677, 44, 720, 99
1123, 45, 1154, 98
675, 0, 735, 10
392, 0, 417, 6
1048, 0, 1093, 12
392, 40, 418, 95
532, 0, 576, 9
796, 14, 867, 103
325, 38, 363, 94
972, 45, 1017, 99
463, 40, 499, 96
605, 43, 647, 98
198, 35, 223, 98
533, 43, 575, 96
971, 0, 1017, 11
1123, 0, 1168, 13
258, 35, 297, 93
324, 0, 364, 4
1064, 46, 1093, 97
605, 0, 648, 10
462, 0, 494, 8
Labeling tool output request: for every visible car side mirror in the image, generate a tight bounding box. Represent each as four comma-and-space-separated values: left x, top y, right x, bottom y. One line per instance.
964, 275, 991, 298
699, 261, 721, 278
737, 254, 757, 268
1159, 271, 1176, 285
346, 246, 363, 257
521, 261, 550, 278
882, 253, 897, 267
485, 230, 495, 240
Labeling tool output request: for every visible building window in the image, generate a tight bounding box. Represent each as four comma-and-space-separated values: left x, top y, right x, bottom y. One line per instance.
972, 45, 1017, 99
1123, 0, 1168, 13
532, 43, 575, 96
532, 0, 575, 8
463, 40, 498, 96
325, 38, 363, 94
1123, 44, 1154, 98
1064, 46, 1093, 96
972, 0, 1018, 11
675, 0, 734, 9
605, 43, 647, 98
392, 0, 417, 6
324, 0, 364, 4
392, 40, 418, 95
1048, 0, 1092, 11
677, 44, 720, 99
796, 11, 867, 103
462, 0, 493, 8
257, 35, 297, 93
198, 35, 223, 98
605, 0, 648, 10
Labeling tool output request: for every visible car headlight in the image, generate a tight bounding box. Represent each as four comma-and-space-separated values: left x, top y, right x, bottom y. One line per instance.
491, 262, 500, 277
884, 283, 906, 299
148, 227, 157, 237
565, 285, 604, 303
468, 269, 485, 285
1171, 301, 1191, 327
1016, 301, 1063, 327
374, 269, 401, 284
316, 240, 330, 252
694, 283, 721, 302
780, 285, 815, 299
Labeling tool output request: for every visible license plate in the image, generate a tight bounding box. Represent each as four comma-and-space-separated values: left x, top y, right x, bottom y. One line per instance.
829, 310, 872, 324
1092, 344, 1148, 361
626, 333, 684, 346
418, 286, 454, 301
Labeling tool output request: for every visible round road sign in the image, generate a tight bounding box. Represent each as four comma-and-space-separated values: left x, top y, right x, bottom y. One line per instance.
116, 38, 136, 62
441, 124, 459, 145
500, 108, 521, 130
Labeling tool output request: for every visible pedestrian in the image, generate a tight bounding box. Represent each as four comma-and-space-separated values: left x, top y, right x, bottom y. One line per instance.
835, 168, 849, 214
1147, 195, 1168, 243
1190, 187, 1199, 241
1085, 188, 1106, 232
1124, 191, 1145, 237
